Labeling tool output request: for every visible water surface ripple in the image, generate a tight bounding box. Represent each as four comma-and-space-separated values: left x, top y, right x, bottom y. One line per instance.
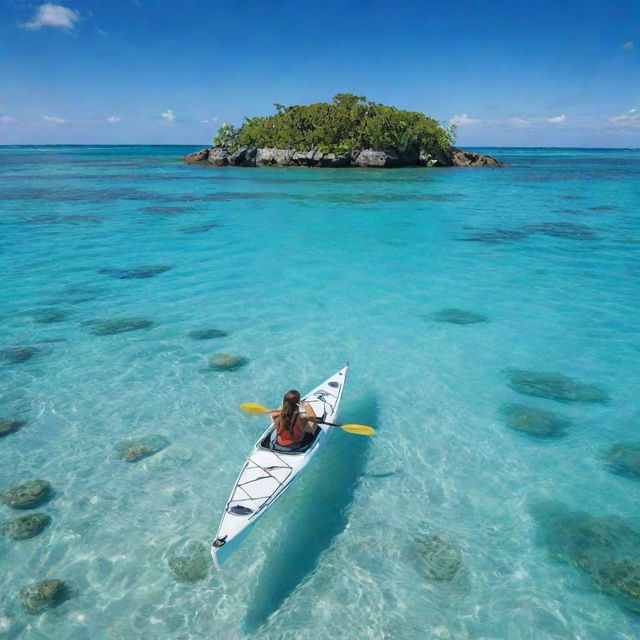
0, 146, 639, 639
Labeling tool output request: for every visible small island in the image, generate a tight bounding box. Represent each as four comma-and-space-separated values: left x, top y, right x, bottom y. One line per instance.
184, 93, 501, 169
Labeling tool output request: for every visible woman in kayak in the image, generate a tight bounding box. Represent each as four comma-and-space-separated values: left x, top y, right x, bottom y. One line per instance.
269, 390, 318, 452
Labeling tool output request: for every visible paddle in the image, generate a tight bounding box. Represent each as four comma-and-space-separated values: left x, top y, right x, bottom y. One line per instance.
239, 403, 375, 436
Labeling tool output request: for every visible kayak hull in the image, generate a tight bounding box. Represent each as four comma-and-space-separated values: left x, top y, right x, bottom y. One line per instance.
211, 365, 349, 567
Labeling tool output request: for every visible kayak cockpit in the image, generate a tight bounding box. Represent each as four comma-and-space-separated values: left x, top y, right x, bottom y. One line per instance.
258, 426, 322, 454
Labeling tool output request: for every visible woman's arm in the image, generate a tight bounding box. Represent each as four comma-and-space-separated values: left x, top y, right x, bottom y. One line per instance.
301, 401, 316, 419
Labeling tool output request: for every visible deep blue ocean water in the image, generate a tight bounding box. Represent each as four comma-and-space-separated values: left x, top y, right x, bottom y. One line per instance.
0, 146, 639, 639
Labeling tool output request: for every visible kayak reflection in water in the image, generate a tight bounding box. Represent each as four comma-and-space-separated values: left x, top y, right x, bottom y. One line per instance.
268, 390, 318, 452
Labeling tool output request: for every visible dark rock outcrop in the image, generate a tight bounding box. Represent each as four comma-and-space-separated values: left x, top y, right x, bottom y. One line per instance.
17, 579, 68, 614
2, 513, 51, 540
352, 148, 419, 167
451, 147, 501, 167
184, 148, 209, 164
226, 145, 257, 166
208, 147, 229, 166
184, 145, 500, 168
1, 480, 53, 509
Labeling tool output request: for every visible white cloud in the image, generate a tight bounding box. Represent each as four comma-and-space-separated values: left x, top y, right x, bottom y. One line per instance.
548, 114, 567, 124
200, 117, 219, 124
161, 109, 176, 123
24, 3, 80, 30
43, 115, 65, 123
0, 116, 17, 124
507, 117, 532, 128
623, 41, 634, 50
106, 115, 120, 123
608, 108, 640, 127
449, 113, 481, 127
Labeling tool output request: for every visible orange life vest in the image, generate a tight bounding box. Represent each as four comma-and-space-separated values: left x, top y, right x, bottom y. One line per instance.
277, 415, 304, 446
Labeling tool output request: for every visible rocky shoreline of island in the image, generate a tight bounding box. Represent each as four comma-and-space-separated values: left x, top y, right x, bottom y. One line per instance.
183, 145, 502, 168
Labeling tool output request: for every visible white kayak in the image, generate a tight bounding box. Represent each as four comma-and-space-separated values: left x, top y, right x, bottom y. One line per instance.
211, 364, 349, 566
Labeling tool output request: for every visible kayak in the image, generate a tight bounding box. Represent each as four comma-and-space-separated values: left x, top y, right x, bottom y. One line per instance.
211, 364, 349, 566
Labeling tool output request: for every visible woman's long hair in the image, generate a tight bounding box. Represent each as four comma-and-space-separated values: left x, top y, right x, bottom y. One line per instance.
277, 390, 301, 438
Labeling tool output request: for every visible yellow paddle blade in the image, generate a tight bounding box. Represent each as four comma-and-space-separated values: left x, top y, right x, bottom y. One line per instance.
339, 424, 375, 436
239, 403, 272, 415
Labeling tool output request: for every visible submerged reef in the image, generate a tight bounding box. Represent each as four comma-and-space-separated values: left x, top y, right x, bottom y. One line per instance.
1, 513, 51, 540
532, 501, 640, 613
181, 222, 219, 234
1, 480, 53, 509
114, 435, 170, 462
31, 308, 71, 324
140, 206, 190, 215
603, 444, 640, 481
524, 222, 599, 240
505, 369, 609, 404
209, 353, 249, 371
462, 228, 529, 244
461, 221, 598, 244
167, 541, 210, 583
99, 265, 171, 279
0, 347, 40, 364
500, 403, 571, 438
414, 534, 461, 581
0, 418, 25, 438
188, 328, 229, 340
88, 318, 154, 336
432, 309, 488, 325
17, 579, 68, 614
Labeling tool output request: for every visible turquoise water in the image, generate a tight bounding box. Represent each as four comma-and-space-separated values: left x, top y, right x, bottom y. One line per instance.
0, 146, 639, 639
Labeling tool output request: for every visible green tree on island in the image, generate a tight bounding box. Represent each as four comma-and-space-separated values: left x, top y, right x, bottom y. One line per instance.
214, 93, 456, 157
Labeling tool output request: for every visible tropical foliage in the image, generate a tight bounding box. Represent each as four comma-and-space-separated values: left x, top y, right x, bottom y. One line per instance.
214, 94, 456, 155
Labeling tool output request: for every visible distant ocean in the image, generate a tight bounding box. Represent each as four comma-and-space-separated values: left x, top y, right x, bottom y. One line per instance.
0, 146, 639, 639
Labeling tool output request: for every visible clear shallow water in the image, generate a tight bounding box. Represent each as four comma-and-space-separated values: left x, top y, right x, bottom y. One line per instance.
0, 146, 639, 639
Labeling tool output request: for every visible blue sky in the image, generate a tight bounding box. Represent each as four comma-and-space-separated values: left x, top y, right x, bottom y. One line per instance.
0, 0, 638, 146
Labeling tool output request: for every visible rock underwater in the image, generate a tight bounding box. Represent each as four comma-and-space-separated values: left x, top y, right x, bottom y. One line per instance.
414, 534, 461, 581
88, 318, 154, 336
1, 513, 51, 540
188, 328, 229, 340
209, 353, 249, 371
603, 444, 640, 481
17, 579, 68, 614
500, 403, 571, 438
1, 480, 53, 509
114, 435, 170, 462
505, 368, 609, 404
0, 347, 40, 364
432, 309, 488, 325
167, 541, 210, 583
99, 265, 171, 279
532, 500, 640, 614
0, 418, 26, 438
